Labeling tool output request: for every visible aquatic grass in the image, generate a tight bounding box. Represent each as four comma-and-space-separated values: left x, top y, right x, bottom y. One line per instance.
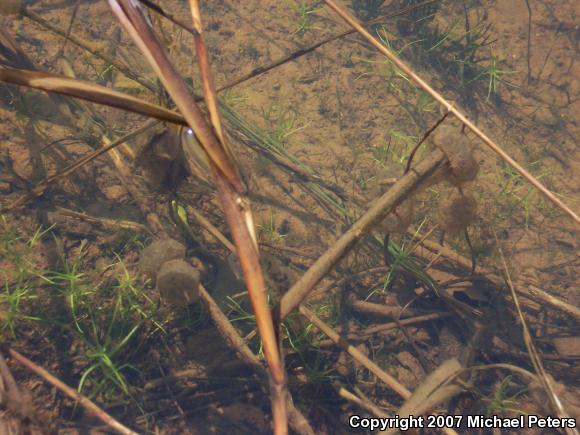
373, 130, 418, 165
225, 296, 331, 362
383, 2, 505, 106
111, 256, 166, 335
226, 295, 257, 324
415, 92, 436, 114
76, 293, 144, 401
220, 89, 248, 109
372, 140, 394, 165
0, 217, 53, 337
282, 303, 333, 354
181, 302, 209, 331
225, 295, 265, 357
365, 234, 438, 300
301, 353, 336, 384
50, 240, 91, 335
42, 239, 163, 401
219, 101, 312, 176
426, 20, 460, 52
356, 28, 419, 95
286, 0, 323, 37
69, 266, 160, 401
426, 15, 517, 103
282, 319, 313, 354
480, 375, 528, 417
465, 48, 519, 100
390, 129, 418, 163
262, 105, 311, 145
0, 279, 42, 337
258, 210, 287, 243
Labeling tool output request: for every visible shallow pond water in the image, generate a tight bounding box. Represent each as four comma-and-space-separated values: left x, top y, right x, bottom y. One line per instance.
0, 0, 578, 433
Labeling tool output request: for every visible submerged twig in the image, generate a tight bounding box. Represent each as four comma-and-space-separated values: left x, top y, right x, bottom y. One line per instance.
197, 285, 314, 435
404, 111, 450, 174
277, 150, 447, 320
7, 349, 138, 435
413, 233, 580, 320
338, 386, 389, 418
299, 305, 411, 398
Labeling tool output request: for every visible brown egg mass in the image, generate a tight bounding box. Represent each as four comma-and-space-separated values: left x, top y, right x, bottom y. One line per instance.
139, 238, 186, 280
156, 259, 200, 307
432, 125, 479, 186
437, 189, 478, 233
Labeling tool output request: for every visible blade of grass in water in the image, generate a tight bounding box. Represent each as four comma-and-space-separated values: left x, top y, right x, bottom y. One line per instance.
219, 100, 351, 217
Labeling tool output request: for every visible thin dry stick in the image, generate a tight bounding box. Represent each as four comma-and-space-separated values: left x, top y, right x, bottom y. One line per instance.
339, 386, 460, 435
198, 285, 264, 371
55, 0, 80, 59
318, 312, 450, 344
299, 305, 411, 399
7, 348, 138, 435
524, 0, 533, 83
276, 150, 447, 321
358, 312, 450, 338
349, 300, 421, 318
54, 206, 149, 233
338, 386, 389, 418
188, 208, 236, 252
404, 111, 450, 174
323, 0, 579, 225
407, 223, 438, 257
310, 266, 388, 301
101, 134, 166, 235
